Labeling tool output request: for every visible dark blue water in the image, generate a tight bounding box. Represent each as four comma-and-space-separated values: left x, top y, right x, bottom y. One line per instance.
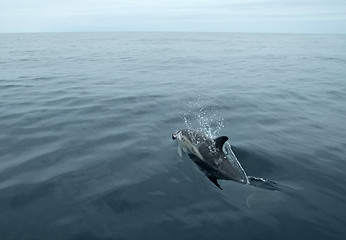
1, 32, 346, 240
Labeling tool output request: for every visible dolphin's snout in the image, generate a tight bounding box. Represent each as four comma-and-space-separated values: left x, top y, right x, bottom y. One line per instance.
172, 131, 181, 140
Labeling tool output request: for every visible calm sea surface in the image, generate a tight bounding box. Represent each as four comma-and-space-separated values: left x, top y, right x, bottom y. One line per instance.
1, 32, 346, 240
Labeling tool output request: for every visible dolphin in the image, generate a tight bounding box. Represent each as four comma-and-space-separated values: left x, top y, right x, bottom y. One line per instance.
172, 129, 249, 189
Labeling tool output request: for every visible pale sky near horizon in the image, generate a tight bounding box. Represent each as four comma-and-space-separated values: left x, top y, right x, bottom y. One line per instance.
1, 0, 346, 34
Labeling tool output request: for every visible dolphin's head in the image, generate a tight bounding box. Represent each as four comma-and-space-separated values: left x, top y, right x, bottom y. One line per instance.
172, 129, 193, 140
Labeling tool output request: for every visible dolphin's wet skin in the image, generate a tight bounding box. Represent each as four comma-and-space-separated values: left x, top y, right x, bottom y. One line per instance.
172, 129, 287, 191
172, 129, 251, 189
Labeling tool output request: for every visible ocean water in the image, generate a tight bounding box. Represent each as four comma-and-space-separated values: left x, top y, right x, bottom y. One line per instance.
1, 32, 346, 240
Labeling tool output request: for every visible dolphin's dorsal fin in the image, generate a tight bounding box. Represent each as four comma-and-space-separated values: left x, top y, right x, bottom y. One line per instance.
214, 136, 228, 150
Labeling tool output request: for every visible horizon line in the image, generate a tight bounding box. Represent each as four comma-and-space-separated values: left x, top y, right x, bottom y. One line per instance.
1, 30, 345, 35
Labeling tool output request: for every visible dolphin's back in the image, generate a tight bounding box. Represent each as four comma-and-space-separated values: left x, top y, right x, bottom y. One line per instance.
178, 129, 249, 185
222, 143, 249, 183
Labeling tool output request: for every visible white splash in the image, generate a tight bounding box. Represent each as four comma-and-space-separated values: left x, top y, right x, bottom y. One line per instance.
182, 96, 224, 138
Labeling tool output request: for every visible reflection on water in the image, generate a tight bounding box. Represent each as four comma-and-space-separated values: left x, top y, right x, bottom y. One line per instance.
1, 32, 346, 240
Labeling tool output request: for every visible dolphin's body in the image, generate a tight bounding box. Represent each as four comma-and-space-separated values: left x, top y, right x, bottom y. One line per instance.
172, 129, 249, 189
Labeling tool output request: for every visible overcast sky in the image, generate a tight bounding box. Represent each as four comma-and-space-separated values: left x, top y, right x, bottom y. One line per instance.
1, 0, 345, 34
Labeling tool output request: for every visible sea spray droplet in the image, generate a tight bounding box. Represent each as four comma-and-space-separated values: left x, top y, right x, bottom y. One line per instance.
181, 97, 224, 138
